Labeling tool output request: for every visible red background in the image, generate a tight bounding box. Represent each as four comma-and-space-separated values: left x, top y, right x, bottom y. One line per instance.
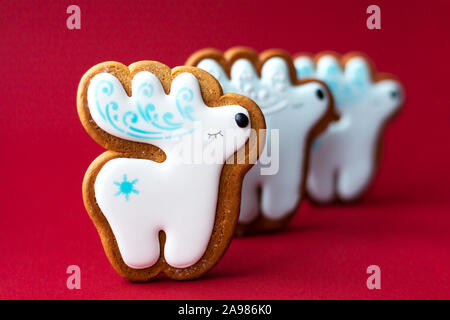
1, 0, 449, 299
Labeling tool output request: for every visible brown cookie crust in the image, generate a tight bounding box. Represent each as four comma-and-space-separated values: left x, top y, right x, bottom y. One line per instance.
293, 51, 404, 204
77, 61, 266, 281
186, 47, 338, 235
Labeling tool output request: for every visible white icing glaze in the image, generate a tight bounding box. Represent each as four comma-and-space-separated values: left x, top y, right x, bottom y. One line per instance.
87, 72, 251, 268
294, 55, 404, 202
197, 57, 330, 222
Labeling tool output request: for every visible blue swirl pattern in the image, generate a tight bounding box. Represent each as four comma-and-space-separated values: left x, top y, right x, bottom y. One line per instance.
94, 79, 197, 140
295, 57, 372, 108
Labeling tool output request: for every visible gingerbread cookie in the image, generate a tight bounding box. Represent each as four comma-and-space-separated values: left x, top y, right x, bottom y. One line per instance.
294, 52, 404, 203
187, 48, 337, 234
77, 61, 265, 281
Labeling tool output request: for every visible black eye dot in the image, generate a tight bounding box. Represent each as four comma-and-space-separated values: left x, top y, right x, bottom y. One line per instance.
235, 113, 249, 128
316, 89, 325, 100
390, 90, 399, 99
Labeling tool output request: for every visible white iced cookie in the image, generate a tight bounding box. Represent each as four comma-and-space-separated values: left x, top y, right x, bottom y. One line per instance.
77, 61, 264, 281
188, 48, 335, 233
294, 53, 404, 203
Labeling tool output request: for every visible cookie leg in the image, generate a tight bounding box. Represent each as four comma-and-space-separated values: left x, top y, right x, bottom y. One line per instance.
260, 177, 299, 220
238, 166, 260, 224
163, 221, 214, 269
306, 163, 335, 203
93, 160, 162, 269
337, 160, 373, 201
112, 225, 161, 270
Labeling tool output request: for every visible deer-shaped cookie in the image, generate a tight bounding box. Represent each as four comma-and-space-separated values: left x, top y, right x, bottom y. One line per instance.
77, 61, 265, 281
294, 53, 404, 203
187, 48, 336, 234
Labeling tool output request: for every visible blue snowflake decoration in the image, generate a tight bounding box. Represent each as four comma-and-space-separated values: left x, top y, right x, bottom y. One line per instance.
114, 174, 139, 201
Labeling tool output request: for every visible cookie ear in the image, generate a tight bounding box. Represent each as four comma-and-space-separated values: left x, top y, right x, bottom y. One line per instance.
344, 57, 372, 89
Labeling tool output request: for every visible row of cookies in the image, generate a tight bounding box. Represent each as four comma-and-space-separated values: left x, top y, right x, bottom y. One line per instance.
187, 47, 404, 236
76, 47, 403, 281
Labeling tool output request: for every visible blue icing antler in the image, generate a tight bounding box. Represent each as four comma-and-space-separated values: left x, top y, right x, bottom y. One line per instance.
135, 81, 185, 131
176, 87, 196, 121
95, 80, 114, 121
295, 55, 373, 107
93, 73, 197, 140
345, 58, 371, 89
196, 59, 229, 85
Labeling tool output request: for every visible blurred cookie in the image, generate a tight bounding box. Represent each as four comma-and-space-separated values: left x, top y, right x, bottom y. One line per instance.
294, 52, 404, 203
187, 47, 336, 234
